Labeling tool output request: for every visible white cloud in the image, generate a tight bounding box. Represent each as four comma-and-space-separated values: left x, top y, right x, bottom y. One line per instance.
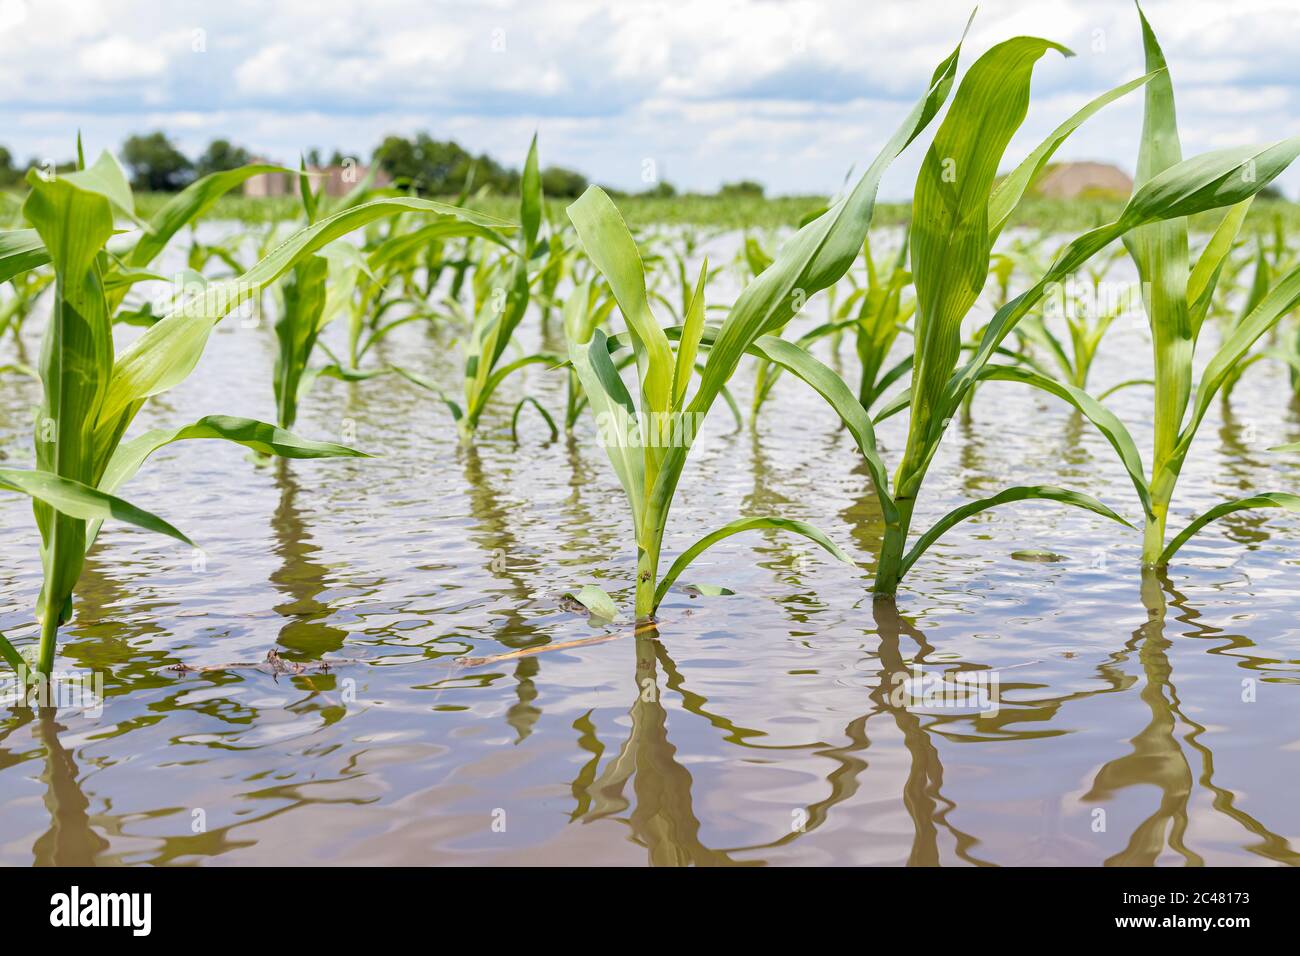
78, 34, 167, 81
0, 0, 1297, 196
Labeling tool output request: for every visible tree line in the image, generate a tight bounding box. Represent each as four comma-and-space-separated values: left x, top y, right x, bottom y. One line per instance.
0, 132, 767, 200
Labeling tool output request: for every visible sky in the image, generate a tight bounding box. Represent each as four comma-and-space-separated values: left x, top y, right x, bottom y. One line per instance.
1, 0, 1298, 199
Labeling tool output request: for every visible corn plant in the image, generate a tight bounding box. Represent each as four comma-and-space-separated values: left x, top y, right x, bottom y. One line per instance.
0, 150, 514, 678
729, 39, 1151, 597
341, 173, 490, 371
1030, 9, 1300, 566
400, 136, 561, 439
712, 21, 1294, 599
267, 162, 519, 431
567, 27, 968, 619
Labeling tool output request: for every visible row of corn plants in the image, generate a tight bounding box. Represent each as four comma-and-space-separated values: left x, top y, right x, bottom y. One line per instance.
0, 147, 514, 679
562, 7, 1300, 616
4, 5, 1300, 667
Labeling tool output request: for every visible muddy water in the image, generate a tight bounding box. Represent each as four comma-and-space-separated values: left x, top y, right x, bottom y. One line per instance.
2, 228, 1299, 866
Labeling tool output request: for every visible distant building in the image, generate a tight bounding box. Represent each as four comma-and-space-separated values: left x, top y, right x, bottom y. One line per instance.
1033, 161, 1133, 199
242, 159, 391, 198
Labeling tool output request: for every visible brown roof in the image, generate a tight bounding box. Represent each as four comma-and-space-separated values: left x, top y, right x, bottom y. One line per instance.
1034, 162, 1133, 199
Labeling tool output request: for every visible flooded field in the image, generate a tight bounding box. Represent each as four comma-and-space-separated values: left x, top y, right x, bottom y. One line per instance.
3, 227, 1299, 867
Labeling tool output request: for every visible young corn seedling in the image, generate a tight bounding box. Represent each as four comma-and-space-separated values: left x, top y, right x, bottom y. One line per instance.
1031, 9, 1300, 566
568, 27, 969, 619
395, 137, 557, 439
0, 149, 514, 679
740, 37, 1158, 597
726, 25, 1290, 599
270, 161, 518, 431
342, 170, 492, 372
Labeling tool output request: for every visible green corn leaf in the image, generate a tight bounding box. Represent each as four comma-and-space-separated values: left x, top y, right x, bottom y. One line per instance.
906, 36, 1071, 475
1188, 197, 1252, 328
564, 584, 617, 621
483, 253, 534, 373
1177, 259, 1300, 457
520, 133, 542, 255
0, 228, 50, 283
367, 220, 514, 272
97, 197, 515, 440
0, 629, 24, 675
86, 415, 364, 553
274, 254, 330, 430
391, 364, 465, 421
1122, 138, 1300, 223
0, 467, 191, 546
655, 515, 852, 609
298, 156, 319, 224
127, 163, 296, 269
480, 352, 564, 408
568, 186, 674, 416
1096, 377, 1154, 400
47, 150, 148, 229
1161, 493, 1300, 564
569, 328, 646, 530
510, 396, 558, 443
100, 415, 366, 496
682, 583, 735, 597
743, 236, 773, 276
561, 279, 595, 345
101, 266, 169, 291
672, 259, 708, 409
873, 387, 912, 423
901, 485, 1134, 577
989, 69, 1158, 240
744, 335, 897, 523
1237, 239, 1272, 324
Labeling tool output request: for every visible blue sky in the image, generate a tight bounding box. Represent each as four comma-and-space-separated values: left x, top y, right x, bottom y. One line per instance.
2, 0, 1298, 199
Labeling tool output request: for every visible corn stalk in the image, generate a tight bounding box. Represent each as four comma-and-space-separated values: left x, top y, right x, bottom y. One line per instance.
568, 25, 969, 618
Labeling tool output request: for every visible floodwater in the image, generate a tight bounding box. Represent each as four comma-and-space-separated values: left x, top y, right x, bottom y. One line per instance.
2, 226, 1299, 866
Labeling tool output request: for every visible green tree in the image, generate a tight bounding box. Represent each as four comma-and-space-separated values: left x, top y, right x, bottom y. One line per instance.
719, 179, 764, 198
644, 180, 677, 198
373, 133, 518, 195
0, 145, 19, 188
540, 165, 587, 198
195, 138, 251, 177
121, 132, 193, 191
